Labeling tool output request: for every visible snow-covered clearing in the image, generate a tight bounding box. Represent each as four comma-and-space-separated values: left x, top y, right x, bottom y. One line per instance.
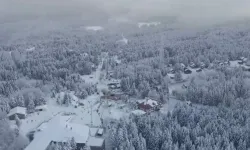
138, 22, 161, 28
26, 47, 35, 52
168, 68, 208, 94
20, 57, 129, 136
85, 26, 103, 31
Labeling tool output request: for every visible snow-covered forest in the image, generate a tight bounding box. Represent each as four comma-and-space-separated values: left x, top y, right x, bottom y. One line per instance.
1, 0, 250, 149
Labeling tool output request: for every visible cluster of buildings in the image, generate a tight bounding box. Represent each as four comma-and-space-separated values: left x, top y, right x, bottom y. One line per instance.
7, 105, 105, 150
25, 117, 105, 150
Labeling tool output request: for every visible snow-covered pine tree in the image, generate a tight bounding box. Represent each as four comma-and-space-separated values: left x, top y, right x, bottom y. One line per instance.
70, 137, 77, 150
27, 99, 35, 113
15, 114, 21, 128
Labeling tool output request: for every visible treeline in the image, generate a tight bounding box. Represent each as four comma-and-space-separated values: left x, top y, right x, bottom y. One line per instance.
0, 33, 103, 112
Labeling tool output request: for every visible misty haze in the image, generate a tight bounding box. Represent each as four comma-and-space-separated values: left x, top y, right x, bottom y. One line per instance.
1, 0, 250, 150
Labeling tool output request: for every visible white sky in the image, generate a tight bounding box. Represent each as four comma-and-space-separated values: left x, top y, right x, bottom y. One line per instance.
0, 0, 249, 27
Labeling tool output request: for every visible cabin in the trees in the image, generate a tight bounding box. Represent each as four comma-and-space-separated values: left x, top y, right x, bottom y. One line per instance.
7, 106, 27, 120
196, 68, 202, 72
180, 63, 186, 69
184, 68, 192, 74
35, 105, 47, 112
107, 82, 121, 90
137, 98, 160, 112
240, 57, 248, 63
186, 101, 192, 106
190, 62, 197, 68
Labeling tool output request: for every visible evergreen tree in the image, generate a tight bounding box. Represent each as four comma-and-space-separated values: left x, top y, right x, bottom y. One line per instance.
175, 71, 183, 82
70, 137, 77, 150
27, 99, 35, 113
15, 114, 21, 128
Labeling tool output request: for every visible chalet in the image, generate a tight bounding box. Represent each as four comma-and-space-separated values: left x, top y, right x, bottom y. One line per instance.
7, 106, 27, 120
196, 68, 202, 72
87, 137, 105, 150
184, 68, 192, 74
190, 62, 196, 68
168, 74, 175, 79
240, 57, 248, 62
35, 105, 47, 112
170, 68, 175, 74
107, 82, 121, 90
100, 92, 123, 101
137, 98, 160, 112
238, 60, 244, 65
180, 63, 186, 69
200, 63, 206, 69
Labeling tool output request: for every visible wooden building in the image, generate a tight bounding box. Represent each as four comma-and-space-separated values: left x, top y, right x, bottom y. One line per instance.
7, 106, 27, 120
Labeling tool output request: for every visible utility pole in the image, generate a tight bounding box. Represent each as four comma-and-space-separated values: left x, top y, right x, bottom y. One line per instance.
91, 103, 93, 127
159, 35, 164, 70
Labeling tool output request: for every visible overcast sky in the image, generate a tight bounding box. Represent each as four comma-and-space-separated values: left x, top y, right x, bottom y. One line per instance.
0, 0, 249, 27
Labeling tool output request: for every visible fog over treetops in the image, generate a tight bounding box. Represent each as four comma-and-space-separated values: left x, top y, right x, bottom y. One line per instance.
0, 0, 250, 40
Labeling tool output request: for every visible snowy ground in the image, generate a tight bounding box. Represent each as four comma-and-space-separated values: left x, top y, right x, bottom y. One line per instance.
168, 68, 209, 94
20, 57, 129, 137
21, 55, 226, 139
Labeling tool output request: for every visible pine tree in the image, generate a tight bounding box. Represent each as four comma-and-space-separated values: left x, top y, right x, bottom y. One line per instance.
63, 93, 71, 106
15, 114, 21, 128
175, 71, 182, 82
16, 95, 25, 107
70, 137, 77, 150
148, 89, 159, 101
27, 99, 35, 113
54, 143, 62, 150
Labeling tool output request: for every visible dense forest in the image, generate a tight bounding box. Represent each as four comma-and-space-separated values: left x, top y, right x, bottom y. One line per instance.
1, 22, 250, 150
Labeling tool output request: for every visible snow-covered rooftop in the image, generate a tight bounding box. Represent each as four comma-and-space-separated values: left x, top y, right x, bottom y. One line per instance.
26, 47, 35, 52
25, 116, 90, 150
137, 98, 158, 107
97, 128, 104, 135
131, 110, 146, 116
87, 137, 104, 147
35, 105, 47, 111
7, 106, 26, 117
